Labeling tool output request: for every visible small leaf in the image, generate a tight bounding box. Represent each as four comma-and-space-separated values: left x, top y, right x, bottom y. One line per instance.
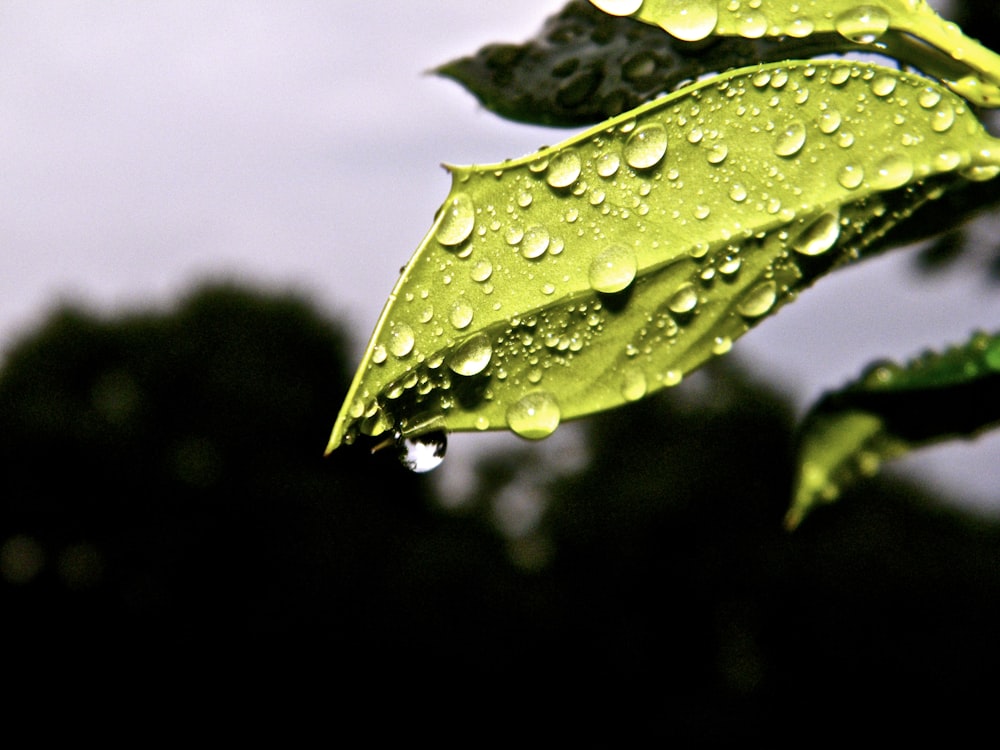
436, 0, 855, 127
788, 331, 1000, 529
595, 0, 1000, 107
327, 61, 1000, 455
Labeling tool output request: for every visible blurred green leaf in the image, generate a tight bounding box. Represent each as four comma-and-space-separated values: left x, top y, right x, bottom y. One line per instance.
788, 330, 1000, 528
328, 60, 1000, 454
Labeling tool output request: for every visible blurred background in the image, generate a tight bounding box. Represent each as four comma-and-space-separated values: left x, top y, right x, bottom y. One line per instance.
1, 0, 998, 738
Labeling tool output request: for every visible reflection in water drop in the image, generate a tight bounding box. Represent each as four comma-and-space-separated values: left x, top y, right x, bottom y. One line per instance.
397, 430, 447, 473
624, 123, 668, 169
449, 334, 493, 376
506, 392, 561, 439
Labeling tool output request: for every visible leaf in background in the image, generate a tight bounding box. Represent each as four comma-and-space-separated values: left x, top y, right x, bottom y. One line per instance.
592, 0, 1000, 107
788, 331, 1000, 529
327, 60, 1000, 456
435, 0, 853, 128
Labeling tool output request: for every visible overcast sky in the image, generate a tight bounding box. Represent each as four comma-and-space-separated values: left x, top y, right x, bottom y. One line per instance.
1, 0, 997, 512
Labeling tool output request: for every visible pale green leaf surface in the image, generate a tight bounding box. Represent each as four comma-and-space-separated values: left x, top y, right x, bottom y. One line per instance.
327, 60, 1000, 454
591, 0, 1000, 106
788, 331, 1000, 529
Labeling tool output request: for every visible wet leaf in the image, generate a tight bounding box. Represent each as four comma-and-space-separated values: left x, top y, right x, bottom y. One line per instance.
436, 0, 855, 128
327, 60, 1000, 456
788, 330, 1000, 529
593, 0, 1000, 107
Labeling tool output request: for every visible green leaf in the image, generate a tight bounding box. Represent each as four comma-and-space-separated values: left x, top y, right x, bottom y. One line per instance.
326, 60, 1000, 455
788, 331, 1000, 529
436, 0, 859, 128
592, 0, 1000, 107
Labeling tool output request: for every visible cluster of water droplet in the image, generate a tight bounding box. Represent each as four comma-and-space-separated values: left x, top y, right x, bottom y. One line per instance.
337, 58, 996, 465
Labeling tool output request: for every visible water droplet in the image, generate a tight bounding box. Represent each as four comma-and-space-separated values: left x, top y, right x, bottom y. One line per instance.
620, 367, 647, 401
736, 12, 767, 39
667, 282, 699, 314
687, 127, 704, 144
397, 430, 447, 473
505, 224, 524, 246
546, 151, 582, 188
707, 143, 729, 164
838, 163, 865, 189
737, 280, 777, 318
918, 88, 942, 109
712, 336, 733, 355
589, 245, 638, 294
657, 1, 719, 41
389, 323, 415, 358
834, 5, 890, 43
870, 73, 897, 97
871, 154, 914, 190
662, 370, 683, 387
506, 392, 561, 440
372, 344, 388, 364
470, 259, 493, 282
774, 120, 807, 157
449, 334, 492, 376
934, 149, 962, 172
435, 193, 475, 246
449, 301, 474, 330
961, 165, 1000, 182
596, 151, 621, 177
817, 109, 842, 134
588, 0, 642, 15
793, 210, 841, 256
930, 104, 955, 133
521, 226, 550, 258
729, 184, 748, 202
694, 204, 711, 220
624, 123, 668, 169
787, 16, 815, 38
829, 67, 852, 86
517, 191, 533, 208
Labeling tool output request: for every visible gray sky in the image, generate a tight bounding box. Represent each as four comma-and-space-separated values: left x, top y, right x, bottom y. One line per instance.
1, 0, 997, 513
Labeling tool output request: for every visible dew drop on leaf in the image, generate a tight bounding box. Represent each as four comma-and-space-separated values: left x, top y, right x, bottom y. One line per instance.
397, 430, 447, 473
546, 151, 582, 188
589, 244, 638, 294
774, 120, 807, 157
588, 0, 642, 16
520, 226, 550, 258
838, 162, 865, 189
930, 104, 956, 133
389, 323, 415, 358
834, 5, 890, 43
817, 109, 842, 134
470, 259, 493, 282
506, 391, 562, 440
870, 73, 897, 97
434, 193, 475, 247
667, 282, 699, 314
737, 280, 778, 318
793, 210, 841, 256
871, 153, 914, 190
449, 333, 493, 376
657, 0, 719, 41
449, 301, 474, 330
624, 123, 668, 169
620, 367, 648, 401
596, 151, 621, 177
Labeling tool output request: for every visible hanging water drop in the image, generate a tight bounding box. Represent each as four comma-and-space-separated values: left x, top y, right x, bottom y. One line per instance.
620, 367, 648, 402
506, 392, 562, 440
737, 280, 778, 318
589, 245, 638, 293
449, 334, 492, 376
434, 193, 475, 247
397, 430, 447, 473
588, 0, 642, 15
657, 1, 719, 41
624, 123, 668, 170
834, 5, 890, 43
793, 210, 841, 256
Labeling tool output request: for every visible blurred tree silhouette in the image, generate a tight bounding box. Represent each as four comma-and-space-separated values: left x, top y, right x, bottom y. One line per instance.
0, 283, 997, 740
